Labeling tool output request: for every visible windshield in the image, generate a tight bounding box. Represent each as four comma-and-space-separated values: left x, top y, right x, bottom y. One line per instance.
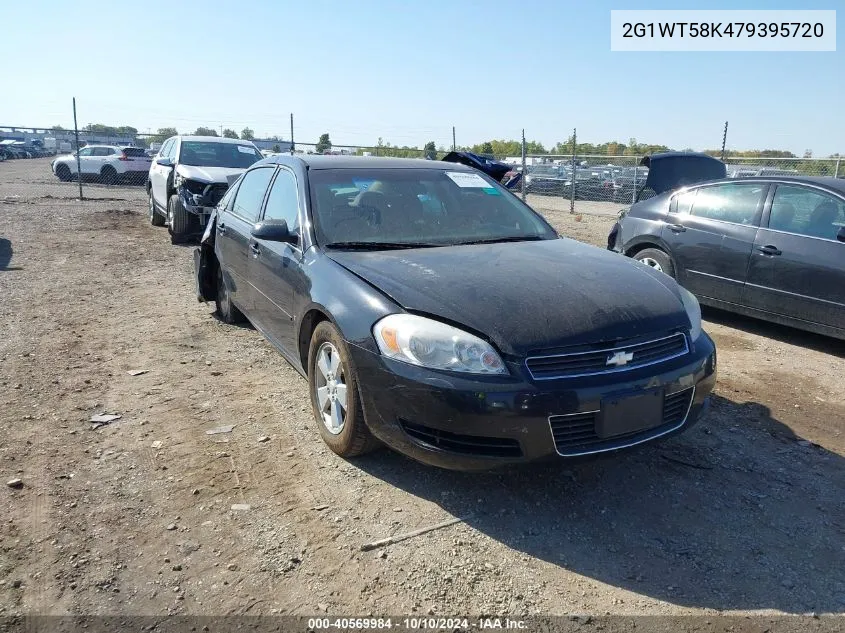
178, 141, 262, 168
309, 168, 558, 248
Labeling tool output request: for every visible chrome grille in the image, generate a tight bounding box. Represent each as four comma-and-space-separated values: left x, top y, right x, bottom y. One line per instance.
549, 386, 695, 456
526, 332, 689, 380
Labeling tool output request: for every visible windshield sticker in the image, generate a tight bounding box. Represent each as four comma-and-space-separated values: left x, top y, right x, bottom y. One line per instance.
482, 187, 501, 196
445, 171, 490, 188
236, 146, 255, 154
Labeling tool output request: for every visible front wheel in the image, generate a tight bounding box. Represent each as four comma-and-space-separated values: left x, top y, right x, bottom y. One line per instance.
308, 322, 379, 458
55, 164, 72, 182
168, 194, 193, 244
633, 248, 675, 278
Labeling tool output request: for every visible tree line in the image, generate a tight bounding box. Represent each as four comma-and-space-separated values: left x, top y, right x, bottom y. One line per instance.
51, 124, 841, 168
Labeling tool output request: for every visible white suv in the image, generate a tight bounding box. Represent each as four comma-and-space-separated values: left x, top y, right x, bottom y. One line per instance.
51, 145, 152, 185
146, 135, 263, 243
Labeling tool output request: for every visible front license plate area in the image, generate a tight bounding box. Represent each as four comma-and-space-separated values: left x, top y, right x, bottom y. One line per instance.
597, 389, 664, 439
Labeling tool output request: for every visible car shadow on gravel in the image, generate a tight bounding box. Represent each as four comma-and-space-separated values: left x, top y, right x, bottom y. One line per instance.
0, 237, 19, 271
703, 306, 845, 358
355, 394, 845, 613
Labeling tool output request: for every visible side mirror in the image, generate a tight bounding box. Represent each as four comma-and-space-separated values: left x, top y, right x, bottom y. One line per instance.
251, 219, 296, 243
156, 157, 173, 167
838, 226, 845, 243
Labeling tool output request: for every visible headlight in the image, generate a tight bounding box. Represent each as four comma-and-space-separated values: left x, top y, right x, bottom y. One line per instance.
373, 314, 507, 375
678, 286, 702, 341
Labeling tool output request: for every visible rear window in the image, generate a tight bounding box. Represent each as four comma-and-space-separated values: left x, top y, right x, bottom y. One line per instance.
122, 147, 148, 157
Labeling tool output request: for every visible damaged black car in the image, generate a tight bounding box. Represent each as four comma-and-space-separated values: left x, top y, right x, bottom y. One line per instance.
146, 136, 263, 243
195, 155, 716, 470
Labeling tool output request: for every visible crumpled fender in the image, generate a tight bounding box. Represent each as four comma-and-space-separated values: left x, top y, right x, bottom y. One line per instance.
194, 208, 218, 303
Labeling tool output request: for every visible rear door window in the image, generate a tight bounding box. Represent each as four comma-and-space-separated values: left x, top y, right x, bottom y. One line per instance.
689, 183, 765, 225
123, 147, 147, 157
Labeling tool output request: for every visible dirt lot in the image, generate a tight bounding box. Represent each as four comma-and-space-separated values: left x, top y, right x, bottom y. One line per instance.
1, 158, 844, 619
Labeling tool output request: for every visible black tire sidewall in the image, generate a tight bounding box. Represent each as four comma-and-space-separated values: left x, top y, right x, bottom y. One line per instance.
214, 265, 241, 324
307, 322, 371, 456
102, 166, 117, 185
168, 195, 192, 242
635, 248, 675, 278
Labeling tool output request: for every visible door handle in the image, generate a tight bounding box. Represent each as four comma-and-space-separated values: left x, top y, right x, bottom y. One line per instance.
756, 244, 782, 256
667, 223, 686, 233
217, 222, 227, 235
250, 242, 261, 256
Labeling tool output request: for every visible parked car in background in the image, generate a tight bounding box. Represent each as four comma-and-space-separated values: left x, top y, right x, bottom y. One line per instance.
0, 141, 31, 159
147, 135, 263, 243
524, 165, 568, 195
51, 145, 152, 184
609, 153, 845, 340
193, 155, 716, 470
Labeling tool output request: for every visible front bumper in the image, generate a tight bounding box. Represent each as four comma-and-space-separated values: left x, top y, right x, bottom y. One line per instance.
350, 333, 716, 470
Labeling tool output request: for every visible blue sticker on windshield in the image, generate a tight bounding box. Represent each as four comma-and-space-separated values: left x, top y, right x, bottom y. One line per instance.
352, 179, 376, 191
482, 187, 501, 196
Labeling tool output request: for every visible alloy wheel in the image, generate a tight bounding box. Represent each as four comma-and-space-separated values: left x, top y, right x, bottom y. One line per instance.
639, 257, 663, 273
314, 342, 347, 435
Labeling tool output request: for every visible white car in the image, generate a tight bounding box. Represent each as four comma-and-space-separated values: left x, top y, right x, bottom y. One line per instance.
146, 135, 262, 243
51, 145, 152, 185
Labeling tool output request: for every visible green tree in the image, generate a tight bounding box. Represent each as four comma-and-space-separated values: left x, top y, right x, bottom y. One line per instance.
240, 127, 255, 140
222, 128, 239, 139
152, 127, 178, 143
194, 127, 219, 137
479, 141, 494, 156
51, 125, 66, 131
316, 133, 332, 154
423, 141, 437, 160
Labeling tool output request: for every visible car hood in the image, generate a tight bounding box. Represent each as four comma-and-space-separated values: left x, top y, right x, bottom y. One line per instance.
640, 152, 727, 195
441, 151, 512, 182
327, 239, 690, 356
175, 164, 246, 184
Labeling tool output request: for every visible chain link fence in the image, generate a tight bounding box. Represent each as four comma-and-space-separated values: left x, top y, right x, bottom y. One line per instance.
1, 121, 842, 221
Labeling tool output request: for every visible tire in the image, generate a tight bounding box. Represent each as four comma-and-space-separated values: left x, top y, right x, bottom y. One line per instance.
168, 194, 193, 244
149, 191, 165, 226
308, 321, 379, 458
633, 247, 675, 278
215, 265, 245, 324
55, 164, 71, 182
101, 165, 117, 185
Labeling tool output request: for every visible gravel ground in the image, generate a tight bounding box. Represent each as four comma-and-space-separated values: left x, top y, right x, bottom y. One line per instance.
1, 158, 844, 620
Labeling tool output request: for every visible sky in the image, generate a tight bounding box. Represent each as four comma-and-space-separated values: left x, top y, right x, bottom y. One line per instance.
1, 0, 842, 155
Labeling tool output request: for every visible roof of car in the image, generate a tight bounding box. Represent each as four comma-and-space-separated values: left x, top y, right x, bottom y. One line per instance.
730, 175, 845, 194
178, 135, 256, 145
261, 154, 472, 171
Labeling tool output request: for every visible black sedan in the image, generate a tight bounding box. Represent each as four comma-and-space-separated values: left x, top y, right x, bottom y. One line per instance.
195, 155, 716, 470
609, 153, 845, 340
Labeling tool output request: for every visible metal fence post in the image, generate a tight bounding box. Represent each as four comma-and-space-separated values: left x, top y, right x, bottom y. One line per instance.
835, 157, 841, 179
521, 130, 527, 202
569, 128, 576, 214
72, 97, 83, 201
632, 156, 638, 205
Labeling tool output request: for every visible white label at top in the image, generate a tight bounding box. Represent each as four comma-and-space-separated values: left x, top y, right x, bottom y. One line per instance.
446, 171, 491, 188
610, 10, 836, 51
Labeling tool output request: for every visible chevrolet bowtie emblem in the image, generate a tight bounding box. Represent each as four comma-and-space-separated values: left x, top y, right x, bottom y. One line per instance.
606, 351, 634, 367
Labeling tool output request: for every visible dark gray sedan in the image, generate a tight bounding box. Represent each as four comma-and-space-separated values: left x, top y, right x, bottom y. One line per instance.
609, 153, 845, 340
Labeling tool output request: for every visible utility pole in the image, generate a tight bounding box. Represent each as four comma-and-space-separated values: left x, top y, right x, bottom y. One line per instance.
220, 124, 224, 137
73, 97, 83, 201
290, 113, 295, 154
452, 126, 456, 151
